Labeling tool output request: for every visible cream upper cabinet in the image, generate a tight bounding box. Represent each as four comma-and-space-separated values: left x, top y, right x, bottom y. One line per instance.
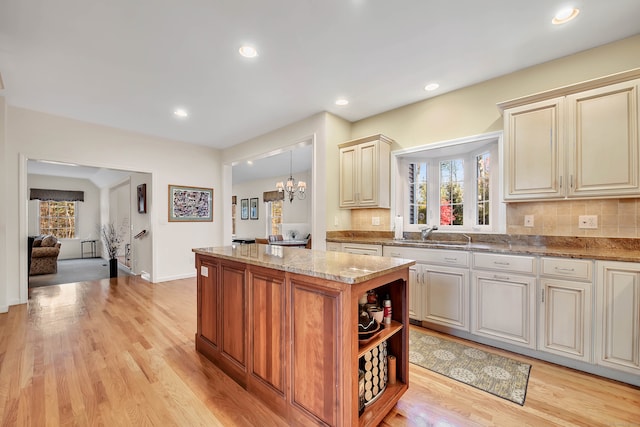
501, 71, 640, 201
567, 80, 639, 197
503, 97, 565, 199
339, 134, 392, 208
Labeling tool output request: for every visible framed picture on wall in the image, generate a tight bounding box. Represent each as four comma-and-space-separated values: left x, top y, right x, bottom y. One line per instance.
137, 184, 147, 214
250, 197, 259, 220
241, 198, 249, 220
168, 184, 213, 222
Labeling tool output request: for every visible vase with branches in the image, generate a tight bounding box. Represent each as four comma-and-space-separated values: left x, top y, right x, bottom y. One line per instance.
101, 223, 124, 278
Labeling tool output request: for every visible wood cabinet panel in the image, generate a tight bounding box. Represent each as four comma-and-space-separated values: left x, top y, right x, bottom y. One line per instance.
291, 278, 341, 426
199, 260, 219, 346
221, 262, 246, 368
250, 267, 285, 395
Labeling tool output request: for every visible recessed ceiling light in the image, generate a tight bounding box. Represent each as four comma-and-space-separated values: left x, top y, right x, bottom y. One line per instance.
335, 98, 349, 106
247, 160, 253, 165
174, 108, 188, 118
239, 46, 258, 58
424, 83, 440, 91
552, 7, 579, 24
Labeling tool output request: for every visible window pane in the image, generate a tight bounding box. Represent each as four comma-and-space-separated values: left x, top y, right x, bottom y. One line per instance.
270, 200, 283, 235
440, 159, 464, 225
39, 201, 76, 238
408, 162, 428, 225
476, 151, 490, 225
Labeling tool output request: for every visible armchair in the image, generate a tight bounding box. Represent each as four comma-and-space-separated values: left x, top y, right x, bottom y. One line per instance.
30, 235, 62, 275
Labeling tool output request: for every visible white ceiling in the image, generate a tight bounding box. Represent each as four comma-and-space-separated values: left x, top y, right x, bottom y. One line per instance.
1, 1, 639, 150
28, 160, 133, 189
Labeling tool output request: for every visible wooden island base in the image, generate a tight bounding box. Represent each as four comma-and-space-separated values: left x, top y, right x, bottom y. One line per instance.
193, 245, 413, 426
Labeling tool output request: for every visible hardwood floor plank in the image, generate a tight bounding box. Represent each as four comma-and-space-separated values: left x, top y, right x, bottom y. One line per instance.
0, 276, 637, 426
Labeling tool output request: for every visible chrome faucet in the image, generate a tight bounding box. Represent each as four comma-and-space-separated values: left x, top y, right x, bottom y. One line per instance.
420, 225, 438, 241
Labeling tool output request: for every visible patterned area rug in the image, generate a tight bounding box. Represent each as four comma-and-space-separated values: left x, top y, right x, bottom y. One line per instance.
409, 328, 531, 405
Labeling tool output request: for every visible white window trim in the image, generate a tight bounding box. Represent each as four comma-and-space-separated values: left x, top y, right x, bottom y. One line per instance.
391, 131, 505, 234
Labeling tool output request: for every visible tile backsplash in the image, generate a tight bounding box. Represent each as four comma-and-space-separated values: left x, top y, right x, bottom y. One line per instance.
349, 198, 640, 238
507, 199, 640, 237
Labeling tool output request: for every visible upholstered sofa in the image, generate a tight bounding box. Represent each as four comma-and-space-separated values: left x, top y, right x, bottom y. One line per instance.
30, 235, 62, 275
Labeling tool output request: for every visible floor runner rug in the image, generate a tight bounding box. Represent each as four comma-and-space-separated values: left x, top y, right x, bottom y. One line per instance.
409, 328, 531, 405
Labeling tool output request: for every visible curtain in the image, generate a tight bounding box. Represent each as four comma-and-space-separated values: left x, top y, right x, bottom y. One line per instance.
263, 190, 284, 202
30, 188, 85, 202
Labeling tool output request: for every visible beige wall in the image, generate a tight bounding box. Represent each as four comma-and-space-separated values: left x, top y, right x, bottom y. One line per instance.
340, 35, 640, 237
4, 107, 222, 308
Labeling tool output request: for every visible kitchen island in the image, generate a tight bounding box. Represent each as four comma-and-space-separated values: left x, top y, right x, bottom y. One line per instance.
193, 244, 414, 427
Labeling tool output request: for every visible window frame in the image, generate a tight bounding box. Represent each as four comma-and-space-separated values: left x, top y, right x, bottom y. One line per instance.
393, 132, 504, 234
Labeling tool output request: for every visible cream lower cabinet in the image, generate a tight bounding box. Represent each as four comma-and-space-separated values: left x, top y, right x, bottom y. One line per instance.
384, 246, 469, 330
595, 260, 640, 375
422, 264, 469, 331
471, 253, 537, 349
538, 257, 593, 363
408, 264, 422, 321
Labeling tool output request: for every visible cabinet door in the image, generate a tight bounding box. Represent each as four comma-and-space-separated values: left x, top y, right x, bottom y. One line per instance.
538, 278, 592, 362
567, 79, 640, 197
503, 97, 565, 200
198, 259, 219, 346
250, 267, 286, 395
423, 264, 469, 331
471, 271, 536, 349
357, 140, 379, 206
408, 265, 422, 321
339, 145, 358, 207
596, 261, 640, 374
220, 262, 247, 368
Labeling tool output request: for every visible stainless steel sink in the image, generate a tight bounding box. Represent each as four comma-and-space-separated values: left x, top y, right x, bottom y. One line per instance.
399, 240, 470, 249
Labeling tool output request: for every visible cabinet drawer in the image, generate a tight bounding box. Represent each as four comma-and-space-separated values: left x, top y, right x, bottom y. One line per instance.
383, 246, 469, 267
473, 252, 536, 274
341, 243, 382, 256
540, 257, 592, 281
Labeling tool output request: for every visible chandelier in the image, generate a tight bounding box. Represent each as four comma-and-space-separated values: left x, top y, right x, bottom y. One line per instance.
276, 151, 306, 203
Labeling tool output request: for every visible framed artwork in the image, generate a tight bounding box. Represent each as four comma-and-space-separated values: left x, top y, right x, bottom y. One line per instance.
168, 185, 213, 222
137, 184, 147, 214
250, 197, 259, 220
240, 198, 249, 220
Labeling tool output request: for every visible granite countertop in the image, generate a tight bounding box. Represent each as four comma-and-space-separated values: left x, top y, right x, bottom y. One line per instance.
326, 232, 640, 263
193, 244, 415, 284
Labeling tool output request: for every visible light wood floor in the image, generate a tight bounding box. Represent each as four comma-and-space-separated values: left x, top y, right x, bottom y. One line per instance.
1, 276, 638, 426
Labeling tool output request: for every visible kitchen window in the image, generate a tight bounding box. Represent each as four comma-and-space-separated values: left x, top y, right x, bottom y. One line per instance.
396, 132, 503, 233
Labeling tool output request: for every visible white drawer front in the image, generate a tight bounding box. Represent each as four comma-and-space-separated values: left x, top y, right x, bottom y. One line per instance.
383, 246, 469, 267
473, 252, 536, 274
341, 243, 382, 256
540, 257, 592, 281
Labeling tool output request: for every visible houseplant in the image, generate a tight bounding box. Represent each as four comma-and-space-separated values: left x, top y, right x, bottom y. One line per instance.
101, 223, 124, 278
